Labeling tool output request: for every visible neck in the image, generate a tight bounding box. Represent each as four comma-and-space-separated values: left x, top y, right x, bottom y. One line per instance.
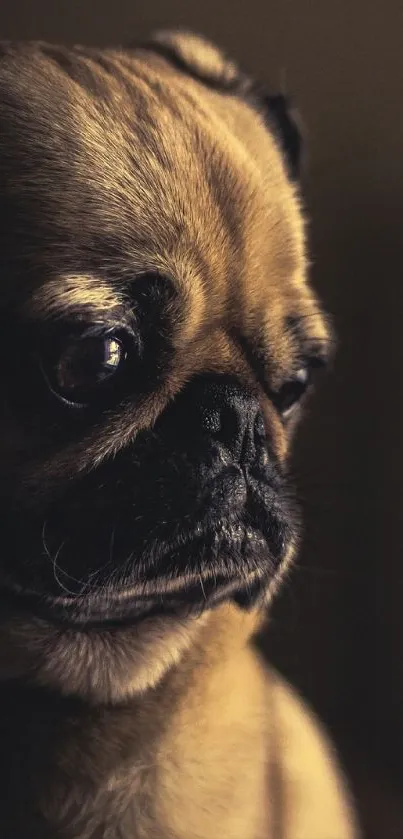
0, 602, 269, 837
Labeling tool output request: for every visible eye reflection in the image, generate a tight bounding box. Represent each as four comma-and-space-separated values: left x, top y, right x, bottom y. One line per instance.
56, 336, 123, 394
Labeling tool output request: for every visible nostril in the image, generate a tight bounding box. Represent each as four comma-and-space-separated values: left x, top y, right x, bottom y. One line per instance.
201, 402, 247, 458
221, 405, 243, 450
207, 405, 264, 464
254, 412, 269, 466
184, 377, 265, 464
254, 412, 265, 439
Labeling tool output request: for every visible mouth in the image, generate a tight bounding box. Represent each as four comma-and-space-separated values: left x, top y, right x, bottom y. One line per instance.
0, 518, 284, 628
0, 440, 295, 628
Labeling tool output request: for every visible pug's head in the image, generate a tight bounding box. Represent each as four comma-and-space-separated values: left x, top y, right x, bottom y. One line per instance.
0, 33, 330, 699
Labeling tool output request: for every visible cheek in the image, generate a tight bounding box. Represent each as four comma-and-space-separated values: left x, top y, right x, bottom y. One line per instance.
261, 399, 288, 465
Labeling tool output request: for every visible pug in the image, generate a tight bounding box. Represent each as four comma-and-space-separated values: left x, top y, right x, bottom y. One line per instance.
0, 31, 359, 839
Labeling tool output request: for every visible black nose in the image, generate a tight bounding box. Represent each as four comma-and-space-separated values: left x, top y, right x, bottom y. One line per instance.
192, 376, 266, 465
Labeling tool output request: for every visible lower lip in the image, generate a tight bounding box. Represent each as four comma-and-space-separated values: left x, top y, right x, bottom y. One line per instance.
0, 525, 270, 627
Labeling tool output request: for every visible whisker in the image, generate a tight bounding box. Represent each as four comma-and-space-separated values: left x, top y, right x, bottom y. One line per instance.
41, 521, 85, 596
198, 569, 207, 602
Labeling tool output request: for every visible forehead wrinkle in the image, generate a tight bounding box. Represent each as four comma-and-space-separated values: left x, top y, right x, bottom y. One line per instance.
26, 275, 123, 321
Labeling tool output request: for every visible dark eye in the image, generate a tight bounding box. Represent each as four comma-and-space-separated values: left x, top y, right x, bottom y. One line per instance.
275, 366, 310, 416
57, 335, 123, 390
43, 333, 126, 407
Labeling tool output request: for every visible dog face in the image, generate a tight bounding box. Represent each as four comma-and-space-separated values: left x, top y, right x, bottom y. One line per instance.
0, 33, 329, 632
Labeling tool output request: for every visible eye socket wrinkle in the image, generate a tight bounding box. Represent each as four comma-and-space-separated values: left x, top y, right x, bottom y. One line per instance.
285, 314, 333, 368
231, 321, 329, 405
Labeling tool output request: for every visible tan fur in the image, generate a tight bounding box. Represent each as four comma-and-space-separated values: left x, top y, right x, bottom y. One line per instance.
0, 35, 326, 484
0, 31, 359, 839
0, 604, 358, 838
29, 274, 124, 321
0, 609, 207, 703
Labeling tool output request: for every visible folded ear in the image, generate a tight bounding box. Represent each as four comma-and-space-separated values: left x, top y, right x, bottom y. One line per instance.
137, 30, 242, 91
137, 30, 303, 181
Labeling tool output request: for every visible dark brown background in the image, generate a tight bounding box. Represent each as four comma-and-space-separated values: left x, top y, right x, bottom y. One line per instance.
1, 2, 402, 836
